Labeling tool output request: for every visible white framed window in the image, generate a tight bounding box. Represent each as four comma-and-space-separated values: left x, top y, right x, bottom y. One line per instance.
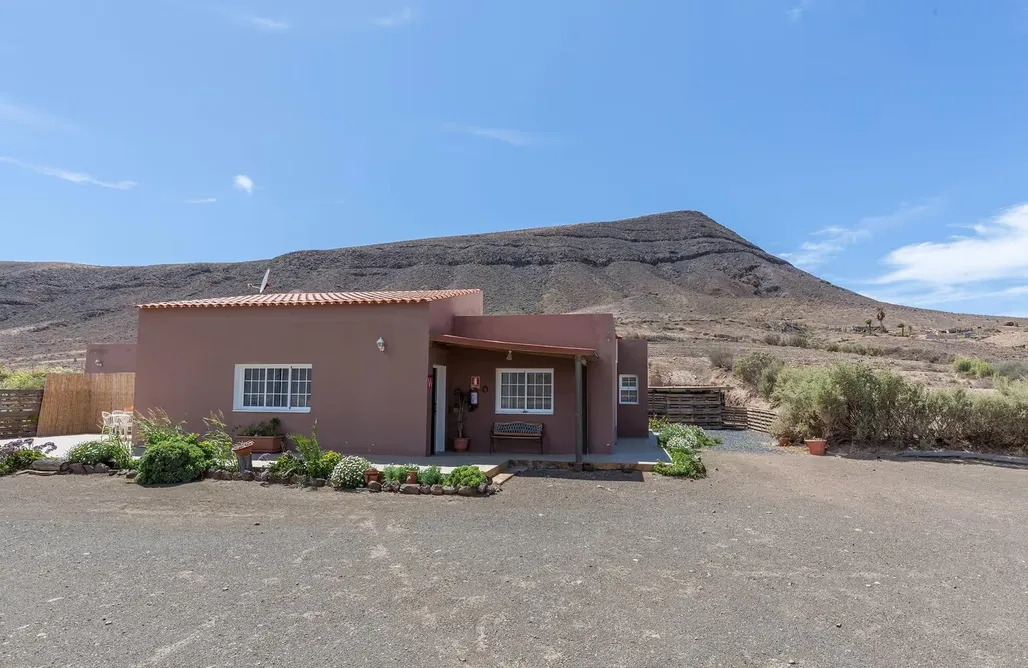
496, 368, 554, 415
233, 364, 312, 413
619, 374, 639, 404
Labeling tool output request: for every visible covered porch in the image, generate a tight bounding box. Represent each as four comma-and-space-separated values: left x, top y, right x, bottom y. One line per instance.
428, 333, 605, 465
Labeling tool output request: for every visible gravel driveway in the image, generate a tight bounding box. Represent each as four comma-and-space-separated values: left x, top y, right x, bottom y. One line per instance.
2, 452, 1027, 667
705, 428, 780, 454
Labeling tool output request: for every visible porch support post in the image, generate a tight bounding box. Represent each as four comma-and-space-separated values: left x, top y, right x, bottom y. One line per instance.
574, 355, 584, 471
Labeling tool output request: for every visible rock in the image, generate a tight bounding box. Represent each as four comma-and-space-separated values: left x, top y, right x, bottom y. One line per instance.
368, 481, 382, 492
381, 481, 396, 492
31, 459, 64, 472
116, 469, 126, 476
232, 472, 245, 481
241, 470, 255, 482
94, 463, 110, 474
69, 462, 86, 475
477, 483, 487, 494
486, 484, 498, 495
400, 483, 421, 495
314, 478, 327, 487
255, 471, 267, 482
430, 484, 444, 495
420, 484, 432, 495
125, 470, 137, 479
289, 474, 303, 486
442, 486, 457, 495
457, 486, 476, 497
83, 465, 96, 475
582, 463, 595, 472
18, 469, 56, 476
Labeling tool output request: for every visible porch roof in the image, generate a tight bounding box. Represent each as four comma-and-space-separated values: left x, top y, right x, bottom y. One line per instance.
429, 334, 597, 359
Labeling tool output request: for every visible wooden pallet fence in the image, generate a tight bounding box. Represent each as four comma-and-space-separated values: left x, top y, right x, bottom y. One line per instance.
36, 373, 135, 437
722, 406, 778, 434
647, 386, 726, 428
0, 389, 44, 439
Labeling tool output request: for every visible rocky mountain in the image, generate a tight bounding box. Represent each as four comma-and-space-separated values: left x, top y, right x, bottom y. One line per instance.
0, 210, 992, 366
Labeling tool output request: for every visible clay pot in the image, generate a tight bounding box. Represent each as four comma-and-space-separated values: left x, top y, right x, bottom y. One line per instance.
453, 437, 469, 452
405, 470, 419, 484
778, 437, 791, 447
805, 438, 826, 456
231, 441, 253, 457
364, 467, 380, 486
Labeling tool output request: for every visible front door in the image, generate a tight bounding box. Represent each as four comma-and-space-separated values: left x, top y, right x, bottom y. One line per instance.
432, 365, 447, 454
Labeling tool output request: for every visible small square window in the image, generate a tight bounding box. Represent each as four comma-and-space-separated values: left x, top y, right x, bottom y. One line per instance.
619, 374, 639, 405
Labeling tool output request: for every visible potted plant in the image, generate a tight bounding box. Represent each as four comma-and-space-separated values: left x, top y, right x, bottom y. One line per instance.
405, 469, 419, 484
452, 389, 471, 452
364, 466, 381, 486
233, 417, 284, 453
804, 437, 826, 456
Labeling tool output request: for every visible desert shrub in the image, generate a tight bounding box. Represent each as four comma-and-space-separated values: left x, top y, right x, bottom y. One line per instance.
707, 346, 734, 370
135, 439, 206, 485
447, 465, 487, 488
653, 447, 707, 479
784, 334, 809, 348
763, 333, 782, 346
771, 362, 1028, 451
0, 439, 54, 475
417, 465, 445, 485
825, 342, 841, 352
995, 360, 1028, 380
953, 357, 994, 378
66, 437, 131, 469
330, 455, 371, 488
733, 351, 784, 397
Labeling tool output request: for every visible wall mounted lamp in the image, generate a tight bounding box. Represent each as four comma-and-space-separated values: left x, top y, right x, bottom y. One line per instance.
506, 350, 512, 361
376, 337, 386, 352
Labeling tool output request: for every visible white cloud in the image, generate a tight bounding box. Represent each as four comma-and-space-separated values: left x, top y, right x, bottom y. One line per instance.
787, 0, 813, 21
0, 98, 72, 130
374, 6, 414, 27
444, 122, 539, 147
0, 156, 135, 190
781, 199, 942, 269
233, 174, 254, 195
876, 203, 1028, 285
244, 15, 289, 31
185, 197, 217, 204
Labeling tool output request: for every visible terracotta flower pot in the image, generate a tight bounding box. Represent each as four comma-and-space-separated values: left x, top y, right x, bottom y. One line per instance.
364, 467, 380, 486
453, 437, 469, 452
234, 435, 283, 453
405, 470, 419, 484
805, 438, 826, 456
231, 441, 253, 457
778, 437, 791, 447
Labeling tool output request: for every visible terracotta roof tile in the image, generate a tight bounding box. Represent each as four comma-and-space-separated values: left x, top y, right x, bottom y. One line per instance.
139, 289, 481, 309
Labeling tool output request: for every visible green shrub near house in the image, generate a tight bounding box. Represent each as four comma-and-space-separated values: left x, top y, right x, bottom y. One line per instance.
447, 465, 487, 489
135, 440, 207, 485
0, 448, 46, 475
417, 465, 445, 485
66, 437, 132, 469
330, 455, 370, 489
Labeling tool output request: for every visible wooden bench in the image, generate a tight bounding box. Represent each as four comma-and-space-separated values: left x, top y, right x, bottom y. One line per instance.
490, 421, 544, 454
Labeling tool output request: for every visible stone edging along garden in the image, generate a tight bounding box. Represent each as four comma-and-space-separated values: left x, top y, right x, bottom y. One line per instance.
21, 458, 501, 497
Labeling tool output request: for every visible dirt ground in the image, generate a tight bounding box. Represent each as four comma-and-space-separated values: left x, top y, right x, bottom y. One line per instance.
2, 451, 1027, 667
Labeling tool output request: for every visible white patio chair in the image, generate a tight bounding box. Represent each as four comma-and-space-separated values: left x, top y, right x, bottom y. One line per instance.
111, 411, 132, 441
101, 411, 114, 436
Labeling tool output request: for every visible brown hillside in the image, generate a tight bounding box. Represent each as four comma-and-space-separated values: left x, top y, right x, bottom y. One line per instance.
1, 210, 1025, 382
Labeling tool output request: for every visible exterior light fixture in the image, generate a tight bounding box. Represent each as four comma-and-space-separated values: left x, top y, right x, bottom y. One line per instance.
94, 359, 103, 367
506, 350, 512, 361
376, 337, 386, 352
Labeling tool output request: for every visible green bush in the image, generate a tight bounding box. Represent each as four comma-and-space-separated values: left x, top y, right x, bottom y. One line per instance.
135, 440, 206, 485
383, 463, 419, 482
995, 360, 1028, 380
770, 361, 1028, 451
66, 438, 131, 469
953, 357, 994, 378
733, 351, 783, 396
417, 465, 445, 485
0, 366, 72, 389
234, 417, 282, 437
136, 409, 191, 447
656, 423, 720, 449
267, 453, 304, 478
313, 451, 342, 479
653, 447, 707, 479
197, 412, 234, 470
707, 346, 734, 370
330, 455, 370, 489
284, 421, 341, 478
0, 448, 45, 475
447, 465, 487, 488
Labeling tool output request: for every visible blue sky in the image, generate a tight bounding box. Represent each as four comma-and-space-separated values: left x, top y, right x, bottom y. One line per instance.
2, 1, 1028, 316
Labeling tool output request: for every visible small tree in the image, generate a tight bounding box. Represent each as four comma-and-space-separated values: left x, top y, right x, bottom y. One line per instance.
875, 307, 887, 333
865, 319, 874, 335
453, 389, 471, 439
897, 322, 906, 337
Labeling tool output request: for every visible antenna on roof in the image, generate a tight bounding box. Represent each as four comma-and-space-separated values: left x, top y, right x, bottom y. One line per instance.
248, 268, 271, 294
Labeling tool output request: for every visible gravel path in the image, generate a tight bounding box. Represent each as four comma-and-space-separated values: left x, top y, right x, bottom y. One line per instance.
705, 428, 780, 454
3, 454, 1028, 666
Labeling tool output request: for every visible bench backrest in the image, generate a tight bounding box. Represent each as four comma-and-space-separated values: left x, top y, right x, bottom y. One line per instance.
492, 421, 543, 436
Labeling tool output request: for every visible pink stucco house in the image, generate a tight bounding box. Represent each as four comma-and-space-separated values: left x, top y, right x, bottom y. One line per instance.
133, 289, 648, 458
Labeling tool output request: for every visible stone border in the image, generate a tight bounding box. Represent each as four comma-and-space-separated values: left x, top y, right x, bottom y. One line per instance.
23, 458, 137, 478
204, 469, 500, 497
